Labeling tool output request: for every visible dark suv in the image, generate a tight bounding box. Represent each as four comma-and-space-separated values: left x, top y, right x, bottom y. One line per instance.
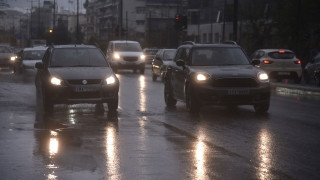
164, 42, 270, 113
35, 45, 119, 112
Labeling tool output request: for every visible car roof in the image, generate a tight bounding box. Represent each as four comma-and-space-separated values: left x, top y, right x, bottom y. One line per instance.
24, 46, 48, 51
179, 43, 240, 49
111, 40, 139, 44
256, 49, 294, 53
50, 44, 97, 49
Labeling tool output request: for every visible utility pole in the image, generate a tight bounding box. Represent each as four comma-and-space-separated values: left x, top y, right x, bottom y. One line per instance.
77, 0, 79, 43
38, 0, 41, 38
126, 11, 128, 41
53, 0, 56, 30
222, 0, 226, 41
233, 0, 238, 42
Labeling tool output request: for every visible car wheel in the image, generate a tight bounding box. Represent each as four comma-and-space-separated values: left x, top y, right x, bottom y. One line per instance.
42, 89, 53, 112
254, 102, 269, 114
186, 84, 200, 113
140, 67, 145, 74
152, 73, 157, 81
164, 79, 177, 106
303, 70, 310, 83
108, 95, 118, 112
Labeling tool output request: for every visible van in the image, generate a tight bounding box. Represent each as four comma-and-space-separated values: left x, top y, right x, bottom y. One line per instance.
106, 40, 145, 74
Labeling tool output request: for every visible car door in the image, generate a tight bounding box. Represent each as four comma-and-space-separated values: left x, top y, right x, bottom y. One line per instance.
172, 47, 189, 100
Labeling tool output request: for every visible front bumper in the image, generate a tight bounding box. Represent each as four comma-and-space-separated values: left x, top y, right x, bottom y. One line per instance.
111, 59, 145, 69
45, 83, 119, 104
192, 82, 270, 106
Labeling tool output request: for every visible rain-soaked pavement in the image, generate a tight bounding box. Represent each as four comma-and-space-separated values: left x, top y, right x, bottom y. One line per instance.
0, 67, 320, 180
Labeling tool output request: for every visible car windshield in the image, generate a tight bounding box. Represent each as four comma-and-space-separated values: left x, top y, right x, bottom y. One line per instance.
0, 46, 12, 53
23, 50, 46, 60
115, 43, 142, 52
50, 48, 108, 67
191, 47, 250, 66
163, 50, 176, 61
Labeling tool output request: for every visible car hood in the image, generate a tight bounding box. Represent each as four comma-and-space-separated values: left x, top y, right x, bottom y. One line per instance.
48, 67, 114, 79
189, 65, 262, 78
22, 60, 42, 68
116, 52, 142, 57
163, 61, 174, 66
0, 53, 14, 59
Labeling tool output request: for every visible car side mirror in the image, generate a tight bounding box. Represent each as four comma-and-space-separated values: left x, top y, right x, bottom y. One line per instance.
251, 60, 260, 66
176, 59, 185, 67
35, 62, 44, 69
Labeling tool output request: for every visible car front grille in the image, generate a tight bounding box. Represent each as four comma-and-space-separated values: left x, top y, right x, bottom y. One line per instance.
212, 78, 258, 87
69, 92, 100, 99
67, 79, 102, 85
123, 56, 138, 62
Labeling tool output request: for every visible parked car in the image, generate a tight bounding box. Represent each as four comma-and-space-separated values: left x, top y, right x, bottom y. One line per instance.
304, 52, 320, 85
143, 48, 158, 64
251, 49, 302, 83
0, 44, 16, 69
14, 46, 47, 73
35, 44, 119, 112
152, 49, 176, 82
164, 42, 270, 113
106, 40, 145, 74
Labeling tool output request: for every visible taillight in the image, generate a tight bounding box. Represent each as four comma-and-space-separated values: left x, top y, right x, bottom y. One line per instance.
279, 50, 285, 53
263, 60, 273, 64
294, 60, 301, 64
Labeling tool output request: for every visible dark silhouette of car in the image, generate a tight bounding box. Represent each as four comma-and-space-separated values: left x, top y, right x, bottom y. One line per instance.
151, 49, 176, 82
304, 52, 320, 85
35, 45, 119, 112
0, 45, 16, 69
164, 42, 270, 113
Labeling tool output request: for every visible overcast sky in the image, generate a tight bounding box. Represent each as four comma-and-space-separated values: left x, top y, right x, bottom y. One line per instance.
7, 0, 85, 13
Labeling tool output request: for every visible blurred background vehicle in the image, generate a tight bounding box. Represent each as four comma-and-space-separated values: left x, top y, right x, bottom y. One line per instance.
304, 52, 320, 85
14, 46, 47, 73
251, 49, 302, 83
143, 48, 159, 64
106, 40, 145, 74
152, 49, 176, 82
0, 44, 16, 69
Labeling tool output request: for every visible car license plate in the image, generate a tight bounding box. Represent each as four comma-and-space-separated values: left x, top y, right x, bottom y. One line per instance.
227, 89, 249, 95
278, 72, 290, 75
74, 86, 95, 92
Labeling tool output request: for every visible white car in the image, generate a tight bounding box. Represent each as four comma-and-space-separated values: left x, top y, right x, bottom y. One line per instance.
106, 40, 145, 74
251, 49, 302, 83
16, 46, 47, 73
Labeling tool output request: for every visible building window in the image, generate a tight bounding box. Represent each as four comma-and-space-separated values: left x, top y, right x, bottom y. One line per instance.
136, 7, 145, 14
136, 20, 145, 25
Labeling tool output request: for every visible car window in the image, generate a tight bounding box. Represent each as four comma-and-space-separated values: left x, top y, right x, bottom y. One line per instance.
268, 51, 295, 59
0, 46, 12, 53
191, 47, 250, 66
163, 50, 176, 61
23, 50, 46, 60
50, 48, 108, 67
114, 43, 142, 52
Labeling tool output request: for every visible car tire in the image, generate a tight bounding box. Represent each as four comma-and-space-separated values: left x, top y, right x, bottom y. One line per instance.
42, 89, 53, 112
254, 102, 269, 114
164, 79, 177, 106
108, 95, 118, 112
303, 70, 310, 83
186, 84, 200, 113
140, 68, 145, 74
152, 73, 157, 81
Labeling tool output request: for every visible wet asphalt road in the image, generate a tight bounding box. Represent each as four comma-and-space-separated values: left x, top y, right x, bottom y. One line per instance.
0, 67, 320, 180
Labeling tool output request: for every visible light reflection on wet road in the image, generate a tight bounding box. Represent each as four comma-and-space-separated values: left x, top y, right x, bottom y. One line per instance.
0, 68, 320, 179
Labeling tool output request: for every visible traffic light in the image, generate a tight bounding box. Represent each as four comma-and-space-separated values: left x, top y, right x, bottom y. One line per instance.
174, 15, 188, 31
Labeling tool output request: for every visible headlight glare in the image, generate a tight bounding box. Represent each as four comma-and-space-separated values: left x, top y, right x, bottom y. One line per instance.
10, 56, 16, 61
106, 75, 116, 85
258, 72, 269, 82
113, 53, 120, 60
196, 73, 210, 81
140, 54, 146, 60
51, 77, 62, 85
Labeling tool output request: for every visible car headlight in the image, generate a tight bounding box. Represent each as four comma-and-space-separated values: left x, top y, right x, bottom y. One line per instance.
113, 53, 120, 60
258, 72, 269, 82
50, 77, 62, 86
196, 73, 211, 81
10, 56, 16, 61
140, 54, 146, 60
106, 75, 116, 85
